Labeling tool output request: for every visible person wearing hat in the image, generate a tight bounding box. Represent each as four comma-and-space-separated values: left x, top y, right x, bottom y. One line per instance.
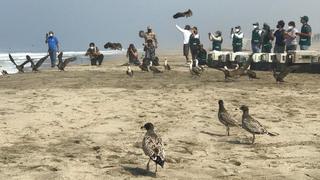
230, 26, 243, 52
251, 22, 262, 53
176, 24, 192, 63
261, 23, 274, 53
273, 20, 286, 53
85, 42, 104, 66
45, 31, 59, 67
284, 21, 299, 52
209, 30, 223, 51
144, 26, 158, 48
296, 16, 312, 50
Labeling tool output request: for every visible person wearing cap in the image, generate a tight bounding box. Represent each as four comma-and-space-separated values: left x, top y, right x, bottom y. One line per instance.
144, 26, 158, 48
45, 31, 59, 67
176, 24, 192, 63
189, 27, 201, 61
230, 26, 243, 52
261, 23, 274, 53
209, 30, 223, 51
273, 20, 286, 53
85, 42, 104, 66
284, 21, 298, 52
251, 23, 262, 53
296, 16, 312, 50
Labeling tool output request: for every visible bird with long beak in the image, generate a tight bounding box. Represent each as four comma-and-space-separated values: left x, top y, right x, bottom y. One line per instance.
149, 61, 163, 74
126, 66, 133, 77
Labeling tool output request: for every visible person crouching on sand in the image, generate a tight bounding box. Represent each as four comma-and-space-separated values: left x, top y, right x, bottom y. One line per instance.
85, 42, 104, 66
126, 44, 141, 65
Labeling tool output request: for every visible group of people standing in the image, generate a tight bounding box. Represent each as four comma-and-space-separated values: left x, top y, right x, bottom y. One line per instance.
175, 15, 312, 65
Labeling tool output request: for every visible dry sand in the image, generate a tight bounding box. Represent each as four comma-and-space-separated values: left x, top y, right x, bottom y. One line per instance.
0, 53, 319, 180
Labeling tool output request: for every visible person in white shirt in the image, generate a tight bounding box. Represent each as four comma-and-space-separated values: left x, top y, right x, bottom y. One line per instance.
176, 24, 192, 63
285, 21, 299, 52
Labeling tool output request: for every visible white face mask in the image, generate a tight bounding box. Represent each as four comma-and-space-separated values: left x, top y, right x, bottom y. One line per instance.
49, 34, 53, 37
253, 25, 258, 29
288, 26, 294, 29
90, 46, 94, 49
235, 29, 240, 33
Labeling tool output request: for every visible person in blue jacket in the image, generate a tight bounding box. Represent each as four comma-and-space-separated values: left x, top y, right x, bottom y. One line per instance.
45, 31, 59, 67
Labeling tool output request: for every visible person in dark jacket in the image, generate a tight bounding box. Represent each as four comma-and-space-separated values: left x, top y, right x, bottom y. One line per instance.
189, 27, 200, 62
85, 42, 104, 66
273, 20, 286, 53
261, 23, 274, 53
251, 22, 262, 53
197, 44, 207, 65
296, 16, 312, 50
231, 26, 244, 52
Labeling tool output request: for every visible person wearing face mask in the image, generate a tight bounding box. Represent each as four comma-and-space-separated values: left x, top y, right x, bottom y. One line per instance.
251, 22, 262, 53
45, 31, 59, 67
273, 20, 286, 53
261, 23, 274, 53
296, 16, 312, 50
208, 30, 223, 51
230, 26, 243, 52
85, 42, 104, 66
284, 21, 298, 52
189, 27, 201, 62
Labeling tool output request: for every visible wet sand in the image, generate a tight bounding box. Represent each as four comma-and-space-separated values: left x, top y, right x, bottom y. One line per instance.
0, 53, 319, 179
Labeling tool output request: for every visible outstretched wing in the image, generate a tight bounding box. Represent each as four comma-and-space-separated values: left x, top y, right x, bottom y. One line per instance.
57, 52, 63, 63
8, 54, 18, 66
63, 57, 77, 67
35, 55, 49, 69
173, 12, 185, 19
277, 65, 301, 81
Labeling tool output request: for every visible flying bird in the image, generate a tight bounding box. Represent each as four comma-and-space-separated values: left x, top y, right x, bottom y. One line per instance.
57, 52, 77, 71
141, 123, 165, 174
163, 57, 171, 71
240, 105, 278, 144
126, 66, 133, 77
8, 54, 30, 73
217, 100, 240, 136
173, 9, 193, 19
26, 55, 49, 72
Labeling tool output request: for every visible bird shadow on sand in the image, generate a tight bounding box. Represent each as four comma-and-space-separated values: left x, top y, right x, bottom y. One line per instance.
200, 131, 225, 137
122, 166, 156, 177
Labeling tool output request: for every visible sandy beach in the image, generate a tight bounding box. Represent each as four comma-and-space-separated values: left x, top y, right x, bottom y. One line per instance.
0, 52, 319, 180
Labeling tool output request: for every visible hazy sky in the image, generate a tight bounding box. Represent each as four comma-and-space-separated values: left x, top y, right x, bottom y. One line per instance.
0, 0, 319, 52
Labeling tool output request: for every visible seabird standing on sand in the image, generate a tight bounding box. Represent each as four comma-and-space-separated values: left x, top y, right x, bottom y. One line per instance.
218, 100, 240, 136
141, 122, 165, 174
189, 59, 202, 77
239, 105, 278, 144
149, 61, 163, 74
57, 52, 77, 71
126, 66, 133, 77
8, 54, 30, 73
164, 57, 171, 71
26, 55, 49, 72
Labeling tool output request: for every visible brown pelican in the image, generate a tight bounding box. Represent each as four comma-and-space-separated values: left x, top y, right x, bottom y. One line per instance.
26, 55, 49, 72
189, 59, 202, 77
149, 61, 163, 74
8, 54, 30, 73
57, 52, 77, 71
141, 123, 165, 174
173, 9, 193, 19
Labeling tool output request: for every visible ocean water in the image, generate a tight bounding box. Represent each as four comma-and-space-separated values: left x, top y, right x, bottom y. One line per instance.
0, 50, 126, 74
